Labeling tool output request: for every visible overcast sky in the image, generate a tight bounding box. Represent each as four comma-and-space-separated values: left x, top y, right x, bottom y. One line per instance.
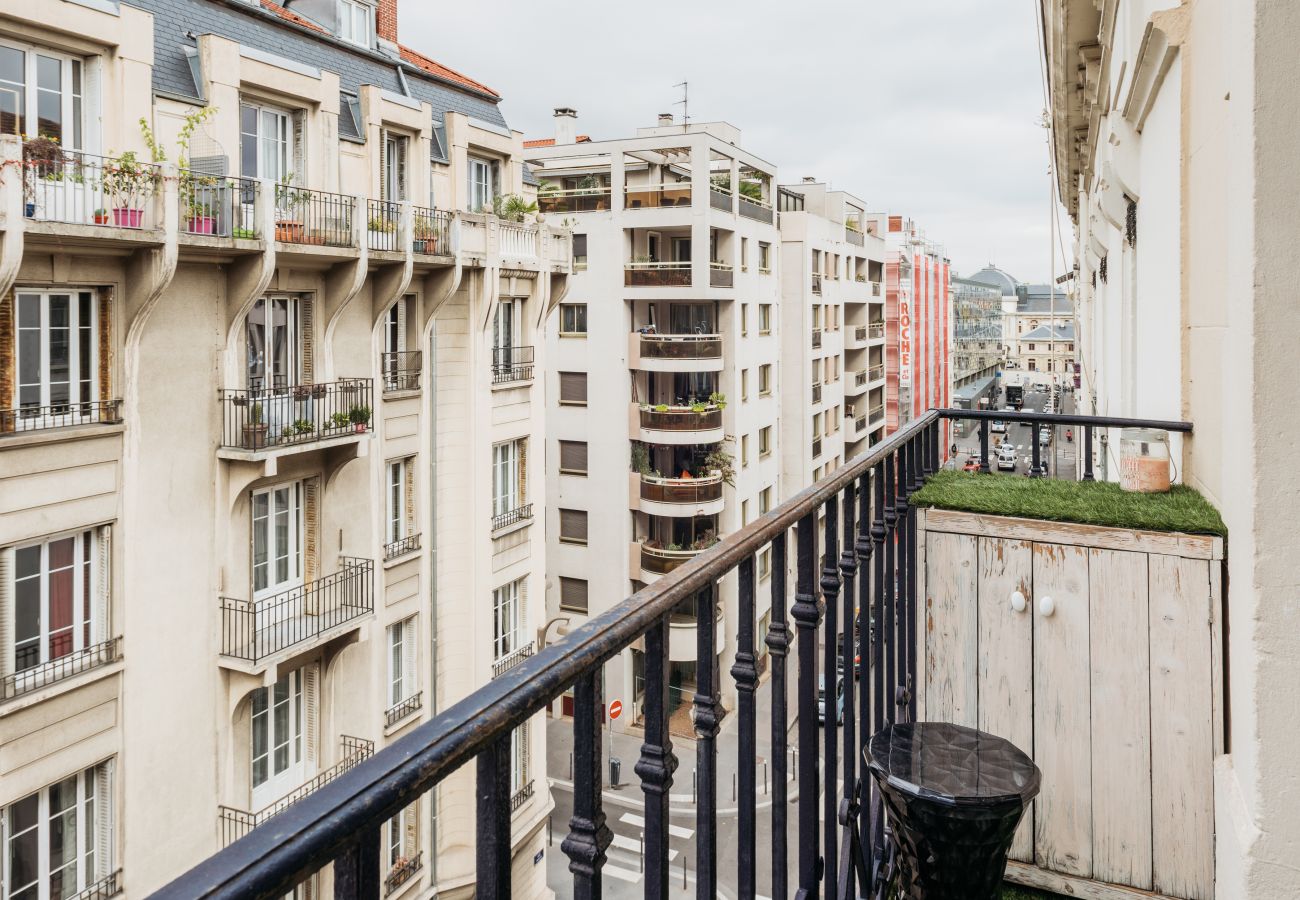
401, 0, 1071, 283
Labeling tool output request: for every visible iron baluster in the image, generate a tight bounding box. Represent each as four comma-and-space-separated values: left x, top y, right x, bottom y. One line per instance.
793, 512, 823, 900
838, 482, 859, 900
562, 671, 612, 899
693, 582, 725, 899
634, 619, 676, 899
475, 734, 512, 897
979, 417, 991, 473
1083, 426, 1095, 480
821, 495, 841, 900
730, 556, 759, 899
332, 825, 380, 900
766, 530, 791, 900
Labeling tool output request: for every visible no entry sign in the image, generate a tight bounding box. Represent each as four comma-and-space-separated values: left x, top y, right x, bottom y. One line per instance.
609, 699, 623, 720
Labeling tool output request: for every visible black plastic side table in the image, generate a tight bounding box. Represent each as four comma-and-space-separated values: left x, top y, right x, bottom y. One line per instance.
865, 722, 1041, 899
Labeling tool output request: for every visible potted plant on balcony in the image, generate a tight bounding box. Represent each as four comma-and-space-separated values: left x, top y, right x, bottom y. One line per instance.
22, 136, 65, 217
241, 402, 268, 450
183, 175, 220, 234
708, 391, 727, 409
701, 445, 735, 486
274, 173, 308, 242
492, 193, 539, 224
93, 208, 109, 225
292, 418, 315, 437
101, 148, 159, 228
538, 180, 564, 212
367, 213, 397, 250
412, 215, 440, 254
348, 404, 372, 433
328, 411, 350, 432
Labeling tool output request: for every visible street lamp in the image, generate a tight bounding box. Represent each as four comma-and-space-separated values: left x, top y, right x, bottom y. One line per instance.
537, 616, 570, 650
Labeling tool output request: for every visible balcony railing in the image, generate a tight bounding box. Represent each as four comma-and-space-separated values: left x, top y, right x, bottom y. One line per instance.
218, 379, 373, 452
1, 399, 122, 435
869, 321, 885, 339
491, 503, 534, 532
854, 414, 867, 433
273, 186, 355, 247
366, 199, 402, 251
510, 781, 535, 813
640, 541, 712, 575
385, 692, 423, 728
219, 558, 374, 664
384, 851, 423, 897
709, 186, 733, 212
155, 407, 1198, 900
639, 405, 723, 432
179, 172, 261, 238
625, 261, 692, 286
498, 222, 539, 259
872, 280, 882, 296
870, 404, 885, 423
538, 187, 612, 213
71, 870, 122, 900
625, 183, 691, 209
218, 736, 374, 847
638, 333, 722, 360
709, 261, 734, 287
412, 206, 450, 255
812, 272, 823, 295
2, 637, 121, 701
812, 383, 822, 405
491, 346, 535, 384
845, 221, 865, 246
812, 328, 823, 349
492, 642, 535, 679
640, 473, 724, 505
383, 533, 421, 562
23, 147, 160, 229
869, 363, 885, 382
854, 325, 868, 343
382, 351, 423, 392
738, 194, 775, 223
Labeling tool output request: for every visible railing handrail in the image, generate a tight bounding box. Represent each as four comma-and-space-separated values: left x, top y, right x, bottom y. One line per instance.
543, 185, 613, 196
640, 403, 721, 414
637, 332, 721, 342
640, 542, 714, 560
709, 260, 733, 270
624, 181, 692, 191
640, 472, 724, 486
625, 260, 691, 269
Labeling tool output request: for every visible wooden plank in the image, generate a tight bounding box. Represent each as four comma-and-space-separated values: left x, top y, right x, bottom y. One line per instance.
977, 536, 1034, 862
1148, 554, 1215, 900
1209, 560, 1225, 758
1088, 548, 1153, 890
916, 510, 928, 720
923, 531, 978, 727
924, 508, 1223, 560
1032, 540, 1093, 878
1006, 861, 1173, 899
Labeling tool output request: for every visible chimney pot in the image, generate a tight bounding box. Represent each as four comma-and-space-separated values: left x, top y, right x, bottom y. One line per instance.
802, 176, 816, 183
658, 113, 674, 126
554, 107, 578, 145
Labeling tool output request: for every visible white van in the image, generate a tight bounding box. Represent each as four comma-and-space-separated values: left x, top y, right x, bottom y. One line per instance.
997, 444, 1018, 471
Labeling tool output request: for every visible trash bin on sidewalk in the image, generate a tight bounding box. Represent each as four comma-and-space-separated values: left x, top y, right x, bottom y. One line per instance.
609, 757, 621, 787
865, 722, 1040, 900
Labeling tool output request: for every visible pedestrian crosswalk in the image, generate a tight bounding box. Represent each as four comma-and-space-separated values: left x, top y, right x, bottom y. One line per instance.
594, 813, 696, 885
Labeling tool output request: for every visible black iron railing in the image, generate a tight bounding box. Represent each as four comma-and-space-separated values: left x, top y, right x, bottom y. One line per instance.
1, 399, 122, 435
509, 781, 535, 812
381, 351, 422, 392
219, 558, 374, 664
152, 408, 1193, 900
383, 852, 423, 896
383, 533, 421, 561
491, 346, 535, 384
491, 642, 535, 679
218, 380, 373, 452
72, 869, 122, 900
490, 503, 533, 532
2, 637, 121, 701
23, 146, 160, 229
367, 199, 402, 251
273, 186, 354, 247
180, 172, 261, 238
385, 692, 423, 728
412, 206, 450, 255
218, 736, 374, 847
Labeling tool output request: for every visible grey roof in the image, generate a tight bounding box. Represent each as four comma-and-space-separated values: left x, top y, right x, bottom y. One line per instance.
1016, 294, 1072, 315
967, 265, 1019, 296
1020, 323, 1075, 341
130, 0, 507, 132
522, 164, 539, 187
953, 374, 996, 401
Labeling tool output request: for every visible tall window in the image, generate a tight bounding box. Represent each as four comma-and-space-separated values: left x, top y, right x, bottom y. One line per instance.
759, 364, 772, 395
385, 802, 419, 881
468, 156, 495, 212
245, 297, 305, 390
381, 130, 407, 202
250, 669, 311, 808
240, 102, 294, 184
337, 0, 372, 47
0, 42, 86, 149
386, 460, 408, 546
387, 617, 416, 709
511, 723, 531, 799
492, 439, 526, 520
14, 289, 97, 421
10, 528, 105, 677
251, 483, 302, 596
4, 762, 114, 900
491, 578, 524, 660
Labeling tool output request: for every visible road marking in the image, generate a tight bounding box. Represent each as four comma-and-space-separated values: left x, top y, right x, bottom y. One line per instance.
619, 812, 693, 839
610, 833, 678, 861
601, 861, 642, 883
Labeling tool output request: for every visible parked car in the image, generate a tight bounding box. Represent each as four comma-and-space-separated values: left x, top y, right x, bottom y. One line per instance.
997, 444, 1018, 471
991, 420, 1007, 434
1039, 428, 1053, 446
963, 456, 982, 473
818, 673, 844, 725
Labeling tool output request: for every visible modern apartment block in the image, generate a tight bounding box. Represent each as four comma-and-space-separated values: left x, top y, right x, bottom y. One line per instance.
947, 275, 1004, 414
527, 112, 781, 724
0, 1, 568, 897
775, 180, 886, 496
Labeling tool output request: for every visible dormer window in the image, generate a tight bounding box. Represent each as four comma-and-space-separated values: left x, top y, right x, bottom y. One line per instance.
338, 0, 373, 47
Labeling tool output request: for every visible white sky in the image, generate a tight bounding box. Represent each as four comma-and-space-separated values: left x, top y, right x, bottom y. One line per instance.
400, 0, 1073, 283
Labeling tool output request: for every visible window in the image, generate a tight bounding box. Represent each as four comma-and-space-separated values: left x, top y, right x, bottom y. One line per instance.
560, 304, 587, 335
492, 439, 526, 523
240, 101, 295, 184
385, 802, 419, 885
4, 762, 114, 900
0, 42, 86, 149
572, 234, 588, 270
1027, 343, 1036, 351
759, 426, 772, 456
468, 156, 496, 212
759, 304, 772, 334
758, 611, 771, 655
251, 668, 314, 807
760, 487, 772, 515
385, 459, 415, 551
740, 304, 748, 336
491, 578, 525, 660
14, 289, 98, 422
741, 369, 749, 402
559, 509, 588, 545
740, 237, 749, 271
1027, 359, 1037, 371
741, 434, 750, 467
559, 577, 588, 614
759, 364, 772, 395
758, 242, 771, 271
387, 617, 417, 710
559, 440, 588, 475
251, 483, 303, 596
559, 372, 587, 406
338, 0, 372, 47
245, 296, 308, 390
758, 547, 771, 580
8, 528, 107, 682
510, 721, 531, 800
741, 500, 750, 527
381, 130, 407, 201
382, 297, 418, 392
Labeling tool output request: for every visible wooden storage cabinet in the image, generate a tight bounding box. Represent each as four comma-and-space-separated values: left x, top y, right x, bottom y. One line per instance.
919, 509, 1223, 900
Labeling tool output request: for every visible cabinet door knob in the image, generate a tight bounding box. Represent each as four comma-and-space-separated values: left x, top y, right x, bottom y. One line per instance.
1011, 591, 1027, 613
1038, 595, 1056, 617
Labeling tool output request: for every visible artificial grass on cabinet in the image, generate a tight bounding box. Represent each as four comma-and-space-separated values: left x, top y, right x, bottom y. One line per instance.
911, 470, 1226, 537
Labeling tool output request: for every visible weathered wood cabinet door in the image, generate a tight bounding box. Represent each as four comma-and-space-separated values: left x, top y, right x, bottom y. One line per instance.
923, 510, 1221, 900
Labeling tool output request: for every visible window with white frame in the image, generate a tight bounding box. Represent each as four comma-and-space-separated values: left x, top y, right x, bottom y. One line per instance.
381, 130, 407, 202
250, 668, 314, 809
559, 304, 587, 335
510, 722, 531, 802
491, 578, 525, 661
0, 41, 88, 150
245, 296, 308, 391
387, 617, 417, 711
240, 101, 295, 185
492, 439, 526, 522
338, 0, 373, 46
385, 459, 413, 547
3, 761, 115, 900
468, 156, 495, 212
385, 801, 419, 883
14, 289, 98, 423
251, 482, 303, 597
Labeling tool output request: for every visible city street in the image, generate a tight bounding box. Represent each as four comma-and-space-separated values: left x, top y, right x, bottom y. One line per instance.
951, 384, 1079, 479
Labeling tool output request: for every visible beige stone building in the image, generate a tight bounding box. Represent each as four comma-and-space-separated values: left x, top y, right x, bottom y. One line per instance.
0, 1, 567, 897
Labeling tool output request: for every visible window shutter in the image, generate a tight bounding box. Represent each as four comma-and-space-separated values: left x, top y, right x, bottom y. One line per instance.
397, 139, 408, 202
560, 509, 588, 544
402, 802, 418, 857
0, 546, 12, 681
84, 57, 103, 154
560, 577, 588, 613
517, 440, 527, 506
559, 441, 587, 474
95, 759, 114, 878
559, 372, 587, 405
395, 297, 407, 354
96, 526, 111, 644
291, 110, 307, 184
402, 617, 417, 704
303, 478, 319, 586
379, 130, 389, 202
98, 290, 112, 402
490, 161, 501, 201
300, 299, 315, 384
403, 457, 416, 538
0, 291, 13, 417
303, 663, 319, 767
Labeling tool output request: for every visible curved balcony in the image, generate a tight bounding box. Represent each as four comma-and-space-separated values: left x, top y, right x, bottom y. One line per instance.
629, 333, 724, 372
639, 542, 711, 576
638, 473, 725, 517
635, 404, 725, 445
667, 601, 727, 662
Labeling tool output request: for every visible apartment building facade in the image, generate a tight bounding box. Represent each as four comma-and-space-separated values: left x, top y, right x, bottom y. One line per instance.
968, 265, 1074, 388
527, 113, 781, 726
0, 1, 567, 897
775, 180, 886, 496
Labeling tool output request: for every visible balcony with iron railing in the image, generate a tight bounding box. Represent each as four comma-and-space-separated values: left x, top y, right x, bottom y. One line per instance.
273, 185, 355, 248
625, 182, 692, 209
1, 399, 122, 436
218, 557, 374, 669
625, 261, 692, 287
70, 870, 121, 900
491, 346, 535, 385
412, 206, 451, 256
2, 636, 122, 702
384, 852, 423, 897
382, 351, 422, 393
179, 171, 262, 239
385, 692, 423, 728
217, 379, 374, 460
383, 533, 421, 562
492, 642, 536, 679
491, 502, 534, 533
22, 145, 163, 234
366, 199, 402, 252
157, 407, 1210, 900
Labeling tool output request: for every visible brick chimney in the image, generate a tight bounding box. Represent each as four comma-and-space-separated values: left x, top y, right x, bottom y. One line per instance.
554, 107, 577, 145
377, 0, 399, 44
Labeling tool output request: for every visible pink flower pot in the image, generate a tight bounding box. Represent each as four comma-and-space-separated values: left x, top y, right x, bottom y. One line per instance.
112, 208, 143, 228
188, 215, 216, 234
